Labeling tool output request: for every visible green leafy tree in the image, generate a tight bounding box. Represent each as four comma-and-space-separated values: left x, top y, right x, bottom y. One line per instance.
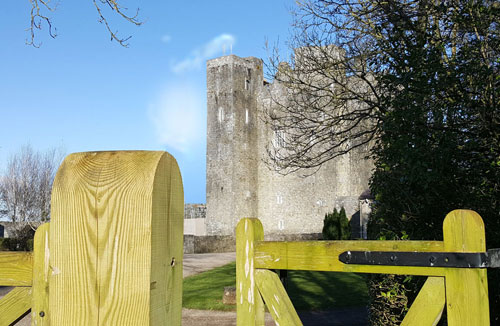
268, 0, 499, 324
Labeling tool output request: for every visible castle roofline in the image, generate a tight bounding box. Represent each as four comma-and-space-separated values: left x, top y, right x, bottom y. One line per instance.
207, 55, 262, 68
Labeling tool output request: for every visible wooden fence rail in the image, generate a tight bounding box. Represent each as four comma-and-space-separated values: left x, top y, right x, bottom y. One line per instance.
236, 209, 490, 326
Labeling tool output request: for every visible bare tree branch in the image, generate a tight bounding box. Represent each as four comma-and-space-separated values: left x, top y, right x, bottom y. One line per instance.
264, 0, 499, 174
26, 0, 143, 47
27, 0, 58, 47
92, 0, 142, 47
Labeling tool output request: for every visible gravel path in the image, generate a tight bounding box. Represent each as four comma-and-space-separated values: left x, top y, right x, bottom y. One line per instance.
183, 252, 235, 278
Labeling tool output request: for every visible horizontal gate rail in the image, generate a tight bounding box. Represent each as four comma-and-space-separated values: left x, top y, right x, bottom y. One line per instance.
255, 240, 447, 276
0, 252, 33, 287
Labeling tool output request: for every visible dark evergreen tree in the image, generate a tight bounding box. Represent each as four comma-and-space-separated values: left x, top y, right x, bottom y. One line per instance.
322, 208, 351, 240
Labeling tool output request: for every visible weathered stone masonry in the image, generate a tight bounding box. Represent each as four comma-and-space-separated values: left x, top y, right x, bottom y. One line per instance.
205, 54, 373, 240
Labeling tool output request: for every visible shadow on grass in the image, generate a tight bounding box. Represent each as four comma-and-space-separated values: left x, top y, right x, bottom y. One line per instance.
288, 270, 369, 311
182, 262, 369, 312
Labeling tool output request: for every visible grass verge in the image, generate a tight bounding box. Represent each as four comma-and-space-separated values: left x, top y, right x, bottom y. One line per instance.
183, 262, 369, 311
183, 262, 237, 311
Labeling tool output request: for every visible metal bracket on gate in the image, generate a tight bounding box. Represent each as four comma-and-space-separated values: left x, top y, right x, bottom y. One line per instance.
339, 248, 500, 269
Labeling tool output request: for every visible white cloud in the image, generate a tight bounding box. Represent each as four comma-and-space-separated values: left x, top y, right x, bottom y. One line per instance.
149, 83, 205, 153
161, 34, 172, 43
172, 34, 236, 73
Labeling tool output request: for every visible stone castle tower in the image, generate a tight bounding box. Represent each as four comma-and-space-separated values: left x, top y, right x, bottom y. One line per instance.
206, 54, 373, 239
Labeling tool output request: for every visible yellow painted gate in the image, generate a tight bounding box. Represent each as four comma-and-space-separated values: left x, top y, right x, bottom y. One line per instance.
236, 210, 497, 326
0, 151, 497, 325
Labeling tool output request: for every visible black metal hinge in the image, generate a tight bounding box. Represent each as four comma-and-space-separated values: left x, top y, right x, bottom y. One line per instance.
339, 248, 500, 269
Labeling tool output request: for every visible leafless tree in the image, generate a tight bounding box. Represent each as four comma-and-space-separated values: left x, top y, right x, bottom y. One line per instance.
0, 145, 64, 233
264, 0, 499, 174
27, 0, 142, 47
264, 1, 384, 174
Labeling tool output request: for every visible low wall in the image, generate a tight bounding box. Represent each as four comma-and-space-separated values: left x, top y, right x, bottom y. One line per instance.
184, 218, 206, 236
183, 232, 322, 254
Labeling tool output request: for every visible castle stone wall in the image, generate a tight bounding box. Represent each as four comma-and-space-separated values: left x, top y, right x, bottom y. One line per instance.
206, 56, 263, 235
206, 54, 373, 239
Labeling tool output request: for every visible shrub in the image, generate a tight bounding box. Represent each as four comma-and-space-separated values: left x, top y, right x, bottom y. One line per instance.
322, 207, 351, 240
26, 238, 34, 251
0, 237, 34, 251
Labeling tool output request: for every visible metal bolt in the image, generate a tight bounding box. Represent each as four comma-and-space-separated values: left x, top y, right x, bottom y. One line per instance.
429, 256, 436, 265
171, 257, 176, 267
39, 311, 45, 317
390, 255, 397, 262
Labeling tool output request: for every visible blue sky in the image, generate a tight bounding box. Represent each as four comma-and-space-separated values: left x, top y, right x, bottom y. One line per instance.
0, 1, 293, 204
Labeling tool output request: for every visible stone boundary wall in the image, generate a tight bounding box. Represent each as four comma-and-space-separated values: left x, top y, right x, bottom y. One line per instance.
183, 233, 322, 254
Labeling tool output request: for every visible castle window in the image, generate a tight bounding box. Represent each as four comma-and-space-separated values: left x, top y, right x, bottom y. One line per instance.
276, 194, 283, 205
316, 199, 325, 207
218, 107, 224, 123
245, 109, 249, 124
278, 219, 285, 230
245, 68, 251, 90
273, 130, 285, 148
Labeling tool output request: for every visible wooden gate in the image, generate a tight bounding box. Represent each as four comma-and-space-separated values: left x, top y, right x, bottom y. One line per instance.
236, 210, 495, 325
0, 151, 184, 325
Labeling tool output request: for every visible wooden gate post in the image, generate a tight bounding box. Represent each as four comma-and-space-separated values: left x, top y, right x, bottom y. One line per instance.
443, 209, 489, 325
236, 218, 265, 326
32, 223, 50, 325
48, 151, 184, 326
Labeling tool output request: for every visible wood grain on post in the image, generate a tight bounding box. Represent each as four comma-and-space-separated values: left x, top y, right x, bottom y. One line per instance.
32, 222, 50, 325
255, 240, 447, 276
0, 252, 33, 286
401, 277, 445, 326
236, 218, 265, 326
48, 151, 184, 326
255, 269, 302, 326
0, 286, 32, 325
443, 209, 489, 325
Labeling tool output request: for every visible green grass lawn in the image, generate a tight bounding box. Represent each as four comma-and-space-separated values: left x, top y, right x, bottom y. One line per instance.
183, 262, 369, 311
